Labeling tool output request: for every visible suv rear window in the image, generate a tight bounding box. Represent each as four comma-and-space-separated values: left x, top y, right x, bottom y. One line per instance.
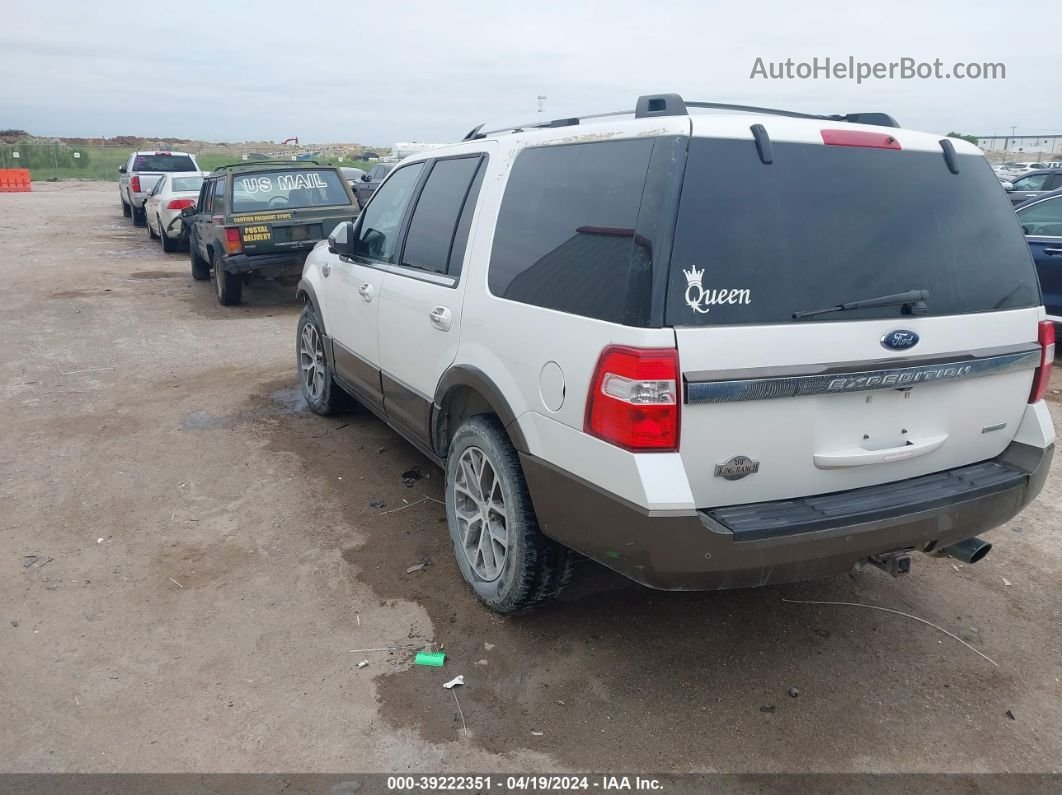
667, 138, 1040, 325
231, 170, 350, 213
132, 154, 196, 172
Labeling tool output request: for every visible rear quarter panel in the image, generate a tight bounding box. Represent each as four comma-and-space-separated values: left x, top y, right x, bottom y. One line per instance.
449, 121, 694, 507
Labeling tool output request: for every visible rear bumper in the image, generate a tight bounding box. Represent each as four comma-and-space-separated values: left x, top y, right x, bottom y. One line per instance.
521, 441, 1053, 590
220, 251, 308, 276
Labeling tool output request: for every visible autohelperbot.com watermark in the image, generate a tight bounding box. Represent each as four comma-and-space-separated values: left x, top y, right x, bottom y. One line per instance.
750, 56, 1005, 83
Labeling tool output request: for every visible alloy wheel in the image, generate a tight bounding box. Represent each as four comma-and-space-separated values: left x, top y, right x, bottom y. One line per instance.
453, 446, 509, 581
299, 322, 326, 401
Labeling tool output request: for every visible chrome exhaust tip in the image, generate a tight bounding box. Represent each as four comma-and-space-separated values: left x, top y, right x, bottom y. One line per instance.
942, 537, 992, 565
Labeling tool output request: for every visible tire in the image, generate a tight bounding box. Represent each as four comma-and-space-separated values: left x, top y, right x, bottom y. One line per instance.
132, 204, 146, 227
445, 415, 575, 613
213, 251, 242, 305
122, 200, 131, 218
190, 235, 210, 280
160, 218, 178, 252
148, 215, 159, 240
296, 304, 353, 415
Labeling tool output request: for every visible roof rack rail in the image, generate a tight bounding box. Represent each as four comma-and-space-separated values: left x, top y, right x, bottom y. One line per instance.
462, 93, 899, 140
462, 109, 634, 140
683, 101, 899, 128
211, 159, 321, 171
635, 94, 899, 127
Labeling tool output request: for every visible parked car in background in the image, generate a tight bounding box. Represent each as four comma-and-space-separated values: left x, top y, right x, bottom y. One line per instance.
1016, 189, 1062, 321
999, 162, 1048, 180
144, 172, 205, 252
1004, 169, 1062, 206
340, 166, 366, 192
119, 151, 200, 227
353, 163, 393, 207
297, 92, 1054, 613
183, 162, 356, 306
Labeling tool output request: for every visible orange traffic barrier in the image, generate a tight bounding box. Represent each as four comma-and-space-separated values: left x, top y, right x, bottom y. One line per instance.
0, 169, 31, 192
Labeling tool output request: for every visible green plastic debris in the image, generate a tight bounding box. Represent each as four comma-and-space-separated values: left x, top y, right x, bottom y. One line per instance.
414, 651, 446, 667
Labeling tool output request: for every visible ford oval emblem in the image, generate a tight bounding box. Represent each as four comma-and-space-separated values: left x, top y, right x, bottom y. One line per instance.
881, 329, 919, 351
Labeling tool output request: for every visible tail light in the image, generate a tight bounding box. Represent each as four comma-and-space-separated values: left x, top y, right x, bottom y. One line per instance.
167, 199, 194, 211
821, 129, 901, 150
585, 346, 680, 451
224, 226, 243, 255
1029, 320, 1055, 403
130, 175, 141, 192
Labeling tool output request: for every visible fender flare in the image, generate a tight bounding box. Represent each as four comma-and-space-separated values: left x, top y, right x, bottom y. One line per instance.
296, 278, 325, 334
432, 365, 528, 455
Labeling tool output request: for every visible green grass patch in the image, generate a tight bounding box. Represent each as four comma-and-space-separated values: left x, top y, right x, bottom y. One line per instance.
0, 144, 376, 181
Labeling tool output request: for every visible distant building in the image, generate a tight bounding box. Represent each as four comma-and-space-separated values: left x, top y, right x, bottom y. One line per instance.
976, 134, 1062, 155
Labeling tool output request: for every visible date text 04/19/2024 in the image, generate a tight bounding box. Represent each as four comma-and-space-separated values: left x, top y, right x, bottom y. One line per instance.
386, 775, 664, 791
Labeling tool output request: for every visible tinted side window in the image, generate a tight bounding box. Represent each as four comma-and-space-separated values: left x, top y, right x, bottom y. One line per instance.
447, 161, 487, 278
1014, 173, 1050, 190
201, 180, 214, 214
488, 139, 655, 322
212, 178, 226, 214
1018, 197, 1062, 232
401, 157, 483, 274
352, 163, 425, 262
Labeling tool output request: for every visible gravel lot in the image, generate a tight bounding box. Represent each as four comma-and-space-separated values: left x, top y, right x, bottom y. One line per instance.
3, 182, 1062, 775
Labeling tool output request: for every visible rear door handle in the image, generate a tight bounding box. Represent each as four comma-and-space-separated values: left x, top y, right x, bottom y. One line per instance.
358, 283, 373, 302
1044, 248, 1062, 256
429, 306, 452, 331
813, 433, 948, 469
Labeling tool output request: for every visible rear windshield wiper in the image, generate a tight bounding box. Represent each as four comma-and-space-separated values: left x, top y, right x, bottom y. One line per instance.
792, 289, 929, 320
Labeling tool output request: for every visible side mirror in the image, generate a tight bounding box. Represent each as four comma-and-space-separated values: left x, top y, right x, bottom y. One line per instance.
180, 205, 197, 219
119, 165, 127, 174
328, 220, 356, 256
361, 173, 372, 182
1002, 181, 1014, 191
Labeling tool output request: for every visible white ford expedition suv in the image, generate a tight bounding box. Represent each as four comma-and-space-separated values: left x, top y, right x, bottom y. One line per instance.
297, 93, 1054, 613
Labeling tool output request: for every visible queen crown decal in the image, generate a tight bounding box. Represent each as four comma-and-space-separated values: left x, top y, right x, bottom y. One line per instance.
683, 265, 704, 287
681, 265, 752, 314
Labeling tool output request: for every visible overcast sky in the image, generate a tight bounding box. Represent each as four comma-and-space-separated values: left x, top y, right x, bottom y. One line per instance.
1, 0, 1058, 145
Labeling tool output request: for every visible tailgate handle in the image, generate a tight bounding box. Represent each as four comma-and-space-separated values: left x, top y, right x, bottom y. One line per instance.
813, 433, 948, 469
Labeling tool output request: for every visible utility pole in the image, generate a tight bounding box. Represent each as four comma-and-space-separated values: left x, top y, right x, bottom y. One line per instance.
537, 95, 547, 113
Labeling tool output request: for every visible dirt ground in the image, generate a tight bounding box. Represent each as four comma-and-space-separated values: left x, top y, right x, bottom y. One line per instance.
2, 182, 1062, 775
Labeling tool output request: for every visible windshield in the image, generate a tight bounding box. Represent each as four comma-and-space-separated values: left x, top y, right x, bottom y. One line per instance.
132, 154, 196, 172
666, 138, 1040, 325
231, 170, 350, 212
171, 176, 203, 192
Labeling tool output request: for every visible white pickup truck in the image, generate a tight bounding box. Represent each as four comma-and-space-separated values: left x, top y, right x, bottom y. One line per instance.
118, 151, 200, 227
